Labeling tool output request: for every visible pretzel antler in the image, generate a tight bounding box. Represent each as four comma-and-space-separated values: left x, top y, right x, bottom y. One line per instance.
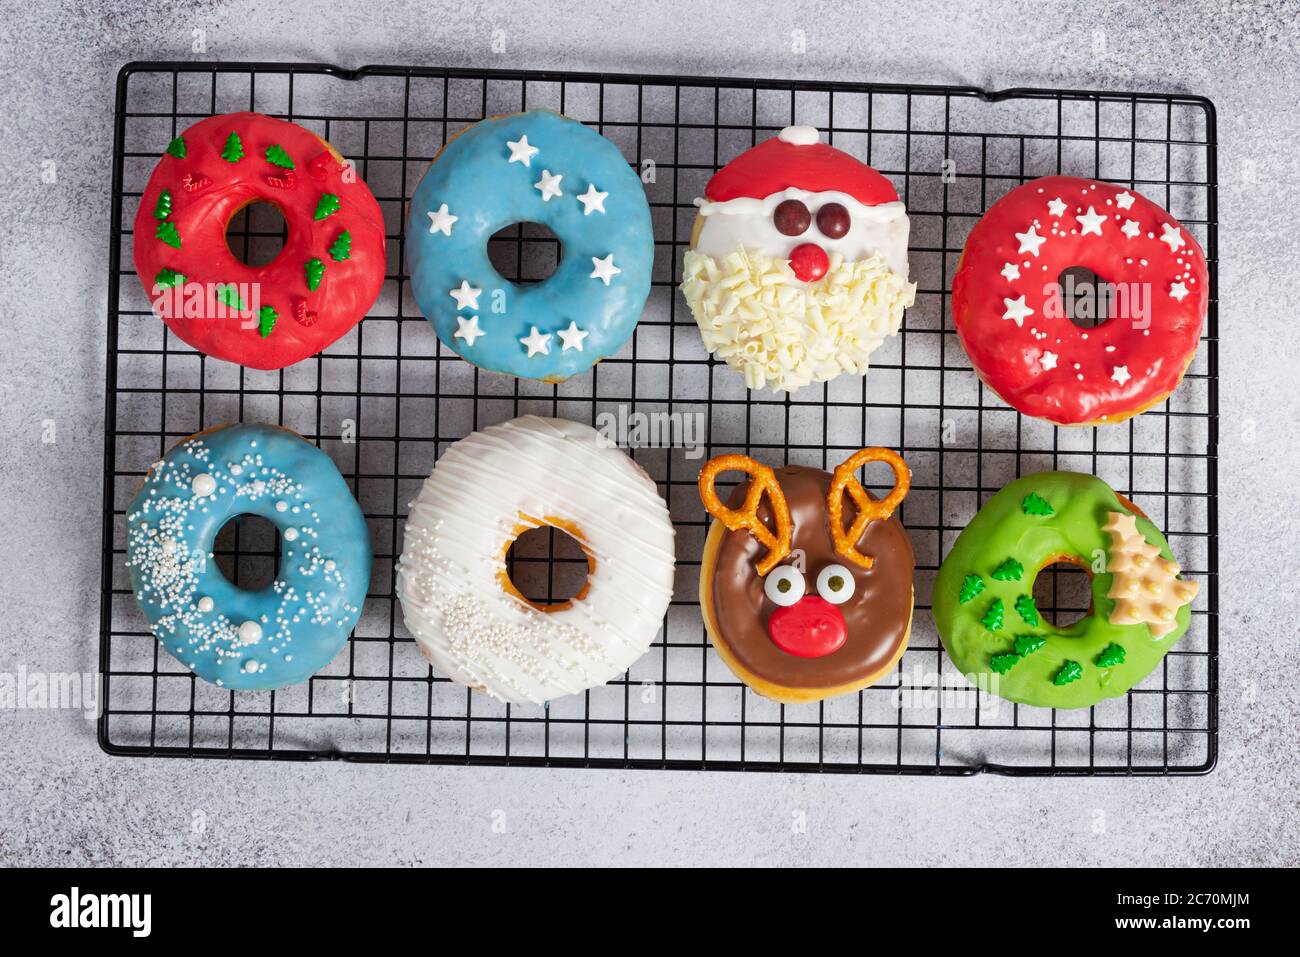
827, 448, 910, 570
698, 455, 793, 576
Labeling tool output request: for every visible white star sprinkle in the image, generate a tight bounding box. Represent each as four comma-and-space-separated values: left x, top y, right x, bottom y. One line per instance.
426, 203, 458, 236
1077, 206, 1106, 236
1002, 295, 1034, 327
1047, 197, 1068, 217
533, 169, 563, 202
557, 320, 589, 352
449, 280, 481, 311
1015, 225, 1046, 257
576, 183, 608, 215
1169, 281, 1189, 302
1041, 351, 1058, 371
590, 254, 621, 285
1112, 365, 1131, 385
520, 326, 551, 357
454, 314, 484, 346
1115, 191, 1135, 210
1001, 262, 1021, 282
1121, 219, 1141, 238
506, 134, 539, 167
1159, 223, 1186, 252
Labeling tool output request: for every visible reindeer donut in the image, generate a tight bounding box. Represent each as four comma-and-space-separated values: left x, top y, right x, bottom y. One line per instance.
697, 448, 914, 703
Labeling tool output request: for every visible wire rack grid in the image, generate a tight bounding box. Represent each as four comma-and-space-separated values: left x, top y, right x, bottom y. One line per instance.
99, 61, 1218, 775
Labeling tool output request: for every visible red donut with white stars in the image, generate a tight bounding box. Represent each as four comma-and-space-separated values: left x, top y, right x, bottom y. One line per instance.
952, 175, 1207, 425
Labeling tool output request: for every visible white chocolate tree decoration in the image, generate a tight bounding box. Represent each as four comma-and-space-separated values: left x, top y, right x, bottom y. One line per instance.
1102, 511, 1199, 638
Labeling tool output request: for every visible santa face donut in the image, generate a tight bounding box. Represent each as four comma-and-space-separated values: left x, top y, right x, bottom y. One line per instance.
952, 175, 1208, 425
396, 416, 675, 705
932, 472, 1199, 709
125, 424, 372, 691
133, 112, 387, 370
405, 110, 654, 383
696, 448, 914, 704
681, 126, 915, 393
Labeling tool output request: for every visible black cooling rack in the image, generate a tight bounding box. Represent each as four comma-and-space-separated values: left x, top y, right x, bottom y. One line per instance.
99, 61, 1218, 775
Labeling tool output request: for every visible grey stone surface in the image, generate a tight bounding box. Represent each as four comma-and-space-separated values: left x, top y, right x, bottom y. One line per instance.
1, 0, 1297, 866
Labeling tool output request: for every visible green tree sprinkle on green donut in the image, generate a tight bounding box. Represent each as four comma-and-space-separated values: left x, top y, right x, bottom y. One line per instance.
1022, 492, 1054, 515
215, 283, 245, 311
1096, 643, 1127, 668
990, 654, 1020, 675
220, 132, 244, 163
258, 305, 278, 338
153, 189, 173, 220
314, 193, 340, 220
165, 136, 186, 159
1015, 594, 1040, 626
992, 558, 1023, 581
265, 143, 295, 170
153, 268, 184, 288
305, 257, 325, 291
1053, 660, 1083, 685
959, 574, 985, 604
1014, 634, 1046, 656
327, 229, 352, 262
155, 220, 181, 249
981, 598, 1004, 632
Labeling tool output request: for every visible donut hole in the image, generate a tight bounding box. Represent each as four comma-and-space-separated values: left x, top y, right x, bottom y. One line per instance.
501, 522, 592, 612
1032, 558, 1094, 628
225, 201, 288, 267
214, 514, 281, 591
488, 221, 562, 284
1055, 266, 1113, 329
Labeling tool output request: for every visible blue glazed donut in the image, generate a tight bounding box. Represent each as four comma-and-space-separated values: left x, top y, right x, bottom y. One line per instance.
125, 424, 372, 691
406, 109, 654, 382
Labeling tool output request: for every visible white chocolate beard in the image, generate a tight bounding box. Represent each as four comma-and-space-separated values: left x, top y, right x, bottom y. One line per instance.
681, 247, 915, 393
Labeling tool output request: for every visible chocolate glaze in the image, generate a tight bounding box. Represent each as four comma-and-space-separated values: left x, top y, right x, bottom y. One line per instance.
711, 464, 915, 689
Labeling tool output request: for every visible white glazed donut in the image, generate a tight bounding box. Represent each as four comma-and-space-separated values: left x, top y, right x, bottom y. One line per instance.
396, 416, 676, 705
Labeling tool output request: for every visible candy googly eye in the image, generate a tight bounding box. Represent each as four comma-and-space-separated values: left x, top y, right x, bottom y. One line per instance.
764, 565, 806, 606
815, 563, 856, 604
773, 199, 811, 237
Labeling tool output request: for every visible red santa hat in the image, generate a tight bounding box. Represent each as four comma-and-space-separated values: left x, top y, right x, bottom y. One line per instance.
704, 126, 900, 206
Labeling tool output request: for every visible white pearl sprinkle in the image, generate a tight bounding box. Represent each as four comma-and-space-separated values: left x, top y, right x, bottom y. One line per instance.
197, 596, 214, 613
276, 500, 289, 512
242, 659, 259, 674
191, 473, 216, 497
237, 620, 263, 645
284, 527, 299, 541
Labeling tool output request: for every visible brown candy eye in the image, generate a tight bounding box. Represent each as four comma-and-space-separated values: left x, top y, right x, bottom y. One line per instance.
773, 199, 811, 236
816, 202, 850, 239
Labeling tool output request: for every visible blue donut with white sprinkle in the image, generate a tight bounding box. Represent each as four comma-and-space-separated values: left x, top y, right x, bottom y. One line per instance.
125, 424, 372, 691
406, 109, 654, 382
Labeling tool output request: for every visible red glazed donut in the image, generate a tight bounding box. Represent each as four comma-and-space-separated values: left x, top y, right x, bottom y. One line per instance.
952, 175, 1207, 425
133, 112, 386, 370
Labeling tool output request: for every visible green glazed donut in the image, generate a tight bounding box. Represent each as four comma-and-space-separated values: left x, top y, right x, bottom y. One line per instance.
933, 472, 1200, 709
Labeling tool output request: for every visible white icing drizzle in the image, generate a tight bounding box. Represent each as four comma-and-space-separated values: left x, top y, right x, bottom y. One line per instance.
396, 417, 676, 706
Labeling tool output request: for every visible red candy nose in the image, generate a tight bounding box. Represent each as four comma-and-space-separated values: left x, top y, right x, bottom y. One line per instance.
767, 595, 848, 658
788, 242, 830, 282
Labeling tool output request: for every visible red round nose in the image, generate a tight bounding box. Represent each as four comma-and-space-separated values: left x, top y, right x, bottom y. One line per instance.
788, 242, 830, 282
767, 595, 848, 658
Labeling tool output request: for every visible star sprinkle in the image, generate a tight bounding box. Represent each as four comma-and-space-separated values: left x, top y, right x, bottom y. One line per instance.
1112, 365, 1131, 385
1047, 197, 1068, 217
1040, 351, 1058, 371
427, 203, 458, 236
1077, 206, 1106, 236
520, 326, 551, 357
1115, 191, 1135, 210
1002, 295, 1034, 327
1001, 262, 1021, 282
533, 169, 563, 202
1121, 219, 1141, 238
590, 254, 621, 285
1159, 223, 1186, 252
454, 315, 484, 346
1015, 225, 1046, 257
1169, 281, 1189, 302
449, 280, 481, 311
557, 320, 589, 352
506, 134, 539, 167
577, 183, 608, 215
